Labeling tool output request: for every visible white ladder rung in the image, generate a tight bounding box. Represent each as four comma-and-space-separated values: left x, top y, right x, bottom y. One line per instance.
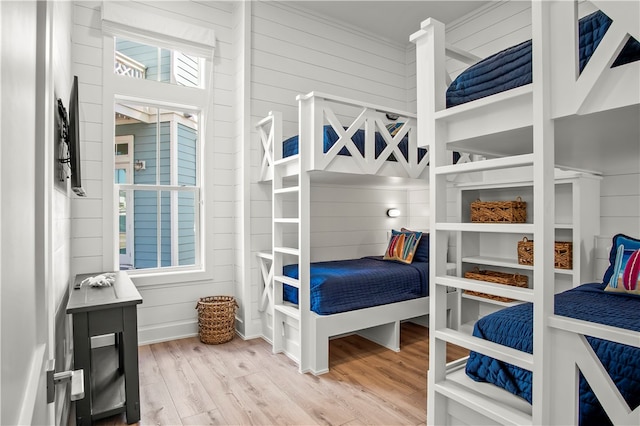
433, 380, 533, 426
435, 154, 534, 175
435, 275, 534, 303
274, 186, 300, 195
274, 275, 299, 288
274, 155, 300, 166
435, 328, 533, 371
274, 304, 300, 320
274, 246, 300, 256
274, 218, 300, 224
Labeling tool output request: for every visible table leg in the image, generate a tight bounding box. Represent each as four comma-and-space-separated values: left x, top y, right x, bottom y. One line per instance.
122, 306, 141, 424
72, 313, 92, 426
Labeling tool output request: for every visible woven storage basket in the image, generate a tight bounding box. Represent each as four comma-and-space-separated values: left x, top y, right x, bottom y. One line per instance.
470, 197, 527, 223
464, 268, 528, 302
517, 237, 573, 269
196, 296, 237, 344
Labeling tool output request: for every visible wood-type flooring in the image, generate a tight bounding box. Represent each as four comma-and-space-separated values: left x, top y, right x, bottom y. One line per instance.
94, 322, 468, 425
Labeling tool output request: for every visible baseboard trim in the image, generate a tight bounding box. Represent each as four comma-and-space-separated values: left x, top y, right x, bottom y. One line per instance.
138, 320, 198, 345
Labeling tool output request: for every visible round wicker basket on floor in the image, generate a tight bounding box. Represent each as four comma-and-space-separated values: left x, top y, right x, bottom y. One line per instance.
196, 296, 237, 344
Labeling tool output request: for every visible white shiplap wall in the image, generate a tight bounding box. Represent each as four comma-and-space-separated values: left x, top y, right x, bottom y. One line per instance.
71, 0, 238, 344
248, 1, 428, 340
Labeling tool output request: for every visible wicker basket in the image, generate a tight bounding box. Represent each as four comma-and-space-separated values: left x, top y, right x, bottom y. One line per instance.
517, 237, 573, 269
470, 197, 527, 223
196, 296, 238, 344
464, 268, 528, 302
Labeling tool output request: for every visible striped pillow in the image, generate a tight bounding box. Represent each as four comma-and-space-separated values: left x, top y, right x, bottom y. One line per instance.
384, 229, 422, 264
605, 245, 640, 295
401, 227, 429, 262
385, 122, 404, 137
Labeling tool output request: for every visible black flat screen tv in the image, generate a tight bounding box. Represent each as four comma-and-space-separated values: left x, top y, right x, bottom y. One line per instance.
68, 76, 86, 196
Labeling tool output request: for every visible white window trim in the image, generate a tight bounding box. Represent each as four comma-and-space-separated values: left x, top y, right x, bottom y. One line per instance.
115, 135, 135, 267
101, 1, 216, 57
101, 21, 215, 287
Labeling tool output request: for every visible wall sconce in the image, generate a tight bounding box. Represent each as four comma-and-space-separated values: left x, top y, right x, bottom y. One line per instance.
387, 208, 401, 218
134, 160, 146, 171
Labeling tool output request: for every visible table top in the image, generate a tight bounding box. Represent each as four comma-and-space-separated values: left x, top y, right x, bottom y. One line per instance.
67, 271, 142, 314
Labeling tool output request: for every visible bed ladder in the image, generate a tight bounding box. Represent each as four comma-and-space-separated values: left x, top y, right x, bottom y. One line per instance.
414, 10, 555, 425
271, 141, 312, 371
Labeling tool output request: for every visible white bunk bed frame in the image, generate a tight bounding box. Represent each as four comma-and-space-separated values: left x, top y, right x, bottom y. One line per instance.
411, 0, 639, 425
256, 92, 456, 375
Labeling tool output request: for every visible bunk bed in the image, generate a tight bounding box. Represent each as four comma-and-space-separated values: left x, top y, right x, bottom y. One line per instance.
411, 0, 640, 424
466, 281, 640, 425
281, 254, 429, 316
256, 93, 456, 375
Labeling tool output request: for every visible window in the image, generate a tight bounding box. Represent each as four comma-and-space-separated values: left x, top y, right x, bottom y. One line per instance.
105, 32, 212, 274
114, 37, 204, 87
114, 102, 200, 271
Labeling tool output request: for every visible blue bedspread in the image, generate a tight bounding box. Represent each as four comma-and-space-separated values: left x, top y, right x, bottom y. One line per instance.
446, 10, 640, 108
282, 256, 428, 315
283, 125, 427, 163
465, 283, 640, 425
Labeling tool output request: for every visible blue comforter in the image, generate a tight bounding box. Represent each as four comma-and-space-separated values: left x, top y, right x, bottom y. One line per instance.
446, 10, 640, 107
283, 125, 428, 163
282, 256, 428, 315
465, 283, 640, 425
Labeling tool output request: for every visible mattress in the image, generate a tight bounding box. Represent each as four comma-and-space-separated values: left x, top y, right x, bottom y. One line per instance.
465, 282, 640, 425
446, 10, 640, 108
282, 125, 428, 163
282, 256, 428, 315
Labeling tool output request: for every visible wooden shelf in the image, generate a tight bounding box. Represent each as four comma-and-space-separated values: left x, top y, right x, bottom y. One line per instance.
436, 222, 534, 234
90, 345, 125, 420
461, 256, 574, 276
452, 171, 599, 331
461, 293, 525, 308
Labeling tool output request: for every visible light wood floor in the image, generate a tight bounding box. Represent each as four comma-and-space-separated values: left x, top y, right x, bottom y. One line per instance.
94, 322, 468, 425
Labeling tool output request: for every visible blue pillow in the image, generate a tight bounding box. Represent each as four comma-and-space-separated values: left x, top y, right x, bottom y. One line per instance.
602, 234, 640, 285
401, 228, 429, 263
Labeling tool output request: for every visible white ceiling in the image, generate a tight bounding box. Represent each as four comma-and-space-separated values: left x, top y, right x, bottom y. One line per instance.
284, 1, 488, 45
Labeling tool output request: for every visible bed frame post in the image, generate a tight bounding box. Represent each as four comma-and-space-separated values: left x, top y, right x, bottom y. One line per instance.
297, 94, 315, 374
411, 17, 447, 426
531, 1, 556, 424
548, 328, 580, 424
410, 18, 446, 148
549, 0, 579, 118
297, 93, 325, 173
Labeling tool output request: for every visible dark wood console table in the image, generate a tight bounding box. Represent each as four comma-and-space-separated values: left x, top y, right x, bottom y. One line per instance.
67, 272, 143, 425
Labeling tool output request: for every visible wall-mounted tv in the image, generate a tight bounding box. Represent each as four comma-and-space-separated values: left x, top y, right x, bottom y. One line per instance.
68, 75, 86, 197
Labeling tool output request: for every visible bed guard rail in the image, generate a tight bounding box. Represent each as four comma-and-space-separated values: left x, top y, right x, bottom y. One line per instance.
295, 92, 427, 179
256, 111, 282, 182
547, 314, 640, 425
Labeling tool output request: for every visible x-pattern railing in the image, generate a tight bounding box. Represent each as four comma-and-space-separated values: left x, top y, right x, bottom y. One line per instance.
256, 111, 281, 182
304, 93, 427, 179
